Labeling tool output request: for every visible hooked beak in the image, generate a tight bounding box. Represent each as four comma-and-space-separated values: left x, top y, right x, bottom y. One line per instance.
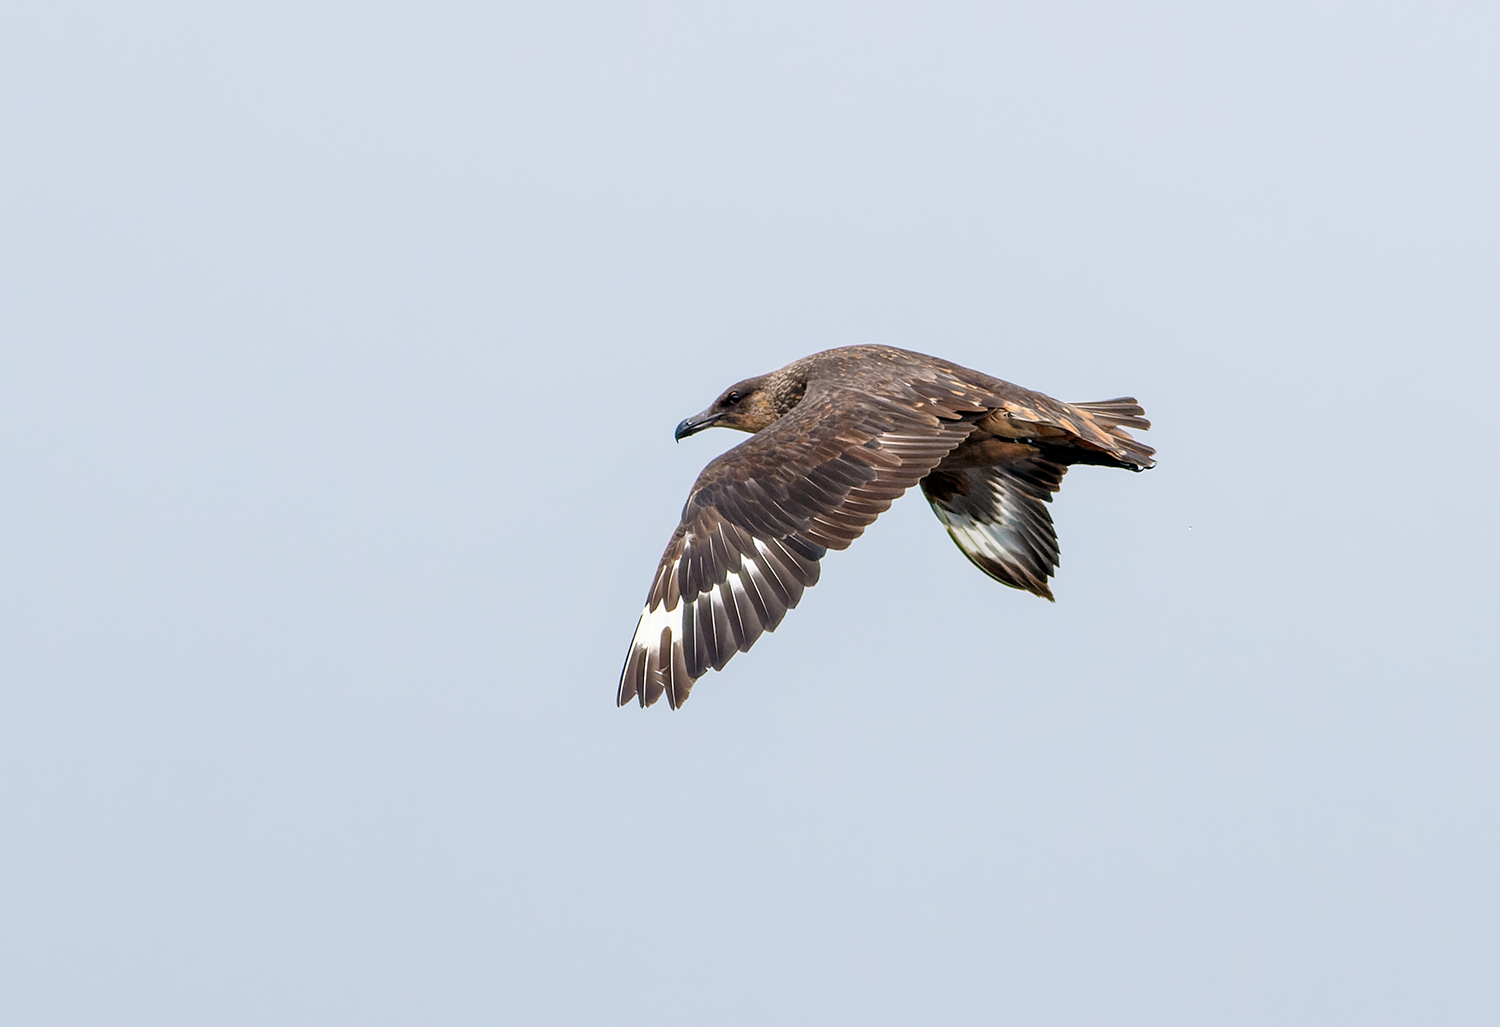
674, 410, 722, 441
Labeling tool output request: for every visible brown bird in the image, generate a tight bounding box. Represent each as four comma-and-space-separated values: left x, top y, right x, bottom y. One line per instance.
619, 345, 1154, 708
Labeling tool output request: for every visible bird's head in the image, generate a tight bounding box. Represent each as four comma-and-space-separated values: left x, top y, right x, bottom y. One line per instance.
675, 375, 786, 440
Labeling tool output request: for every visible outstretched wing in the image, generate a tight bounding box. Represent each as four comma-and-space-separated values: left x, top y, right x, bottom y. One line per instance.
619, 376, 994, 709
921, 444, 1068, 600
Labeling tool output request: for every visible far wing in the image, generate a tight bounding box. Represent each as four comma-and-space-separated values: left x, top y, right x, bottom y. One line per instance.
921, 444, 1068, 600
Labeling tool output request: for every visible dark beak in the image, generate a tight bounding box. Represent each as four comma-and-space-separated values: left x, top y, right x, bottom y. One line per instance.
674, 410, 722, 441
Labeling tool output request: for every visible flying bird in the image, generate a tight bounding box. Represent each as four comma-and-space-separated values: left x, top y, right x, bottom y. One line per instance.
619, 345, 1154, 708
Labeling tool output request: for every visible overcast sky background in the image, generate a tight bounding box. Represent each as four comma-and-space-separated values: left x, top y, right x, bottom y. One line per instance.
2, 2, 1497, 1024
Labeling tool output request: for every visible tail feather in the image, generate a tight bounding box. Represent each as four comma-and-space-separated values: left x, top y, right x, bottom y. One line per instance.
1073, 397, 1151, 431
1072, 397, 1155, 470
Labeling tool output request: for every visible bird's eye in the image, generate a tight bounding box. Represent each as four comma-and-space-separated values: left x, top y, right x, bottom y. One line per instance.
723, 391, 743, 406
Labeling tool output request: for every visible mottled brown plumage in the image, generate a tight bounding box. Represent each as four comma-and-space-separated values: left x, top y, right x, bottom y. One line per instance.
619, 345, 1155, 708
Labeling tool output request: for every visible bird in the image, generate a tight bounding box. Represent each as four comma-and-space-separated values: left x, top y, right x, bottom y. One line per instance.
618, 345, 1155, 709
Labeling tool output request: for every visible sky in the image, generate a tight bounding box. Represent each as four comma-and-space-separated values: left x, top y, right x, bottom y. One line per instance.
2, 2, 1497, 1024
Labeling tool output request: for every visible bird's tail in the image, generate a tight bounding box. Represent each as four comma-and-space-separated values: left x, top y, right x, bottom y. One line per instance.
1071, 397, 1155, 470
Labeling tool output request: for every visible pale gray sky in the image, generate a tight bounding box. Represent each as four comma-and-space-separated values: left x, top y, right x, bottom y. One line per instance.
2, 2, 1497, 1024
